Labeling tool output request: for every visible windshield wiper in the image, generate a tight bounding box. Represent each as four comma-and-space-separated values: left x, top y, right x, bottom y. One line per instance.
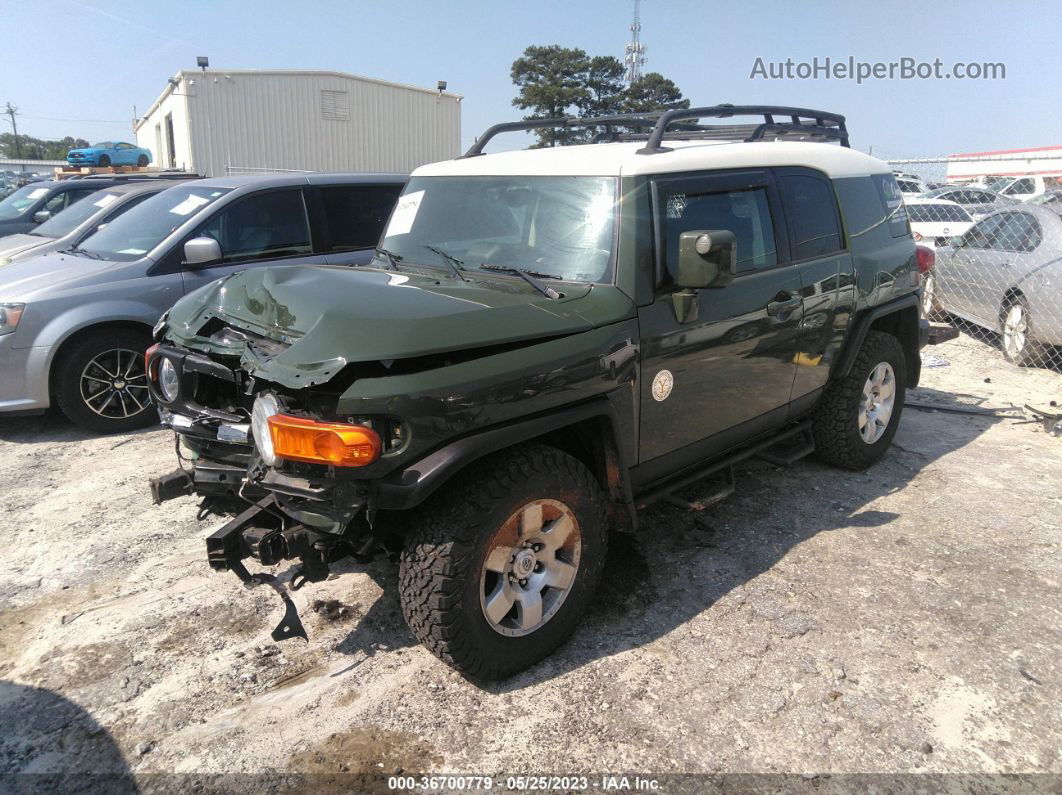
375, 247, 402, 271
479, 263, 562, 300
62, 246, 102, 260
422, 244, 467, 282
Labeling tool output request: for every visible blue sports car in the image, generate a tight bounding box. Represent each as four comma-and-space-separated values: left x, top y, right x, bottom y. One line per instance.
67, 141, 153, 168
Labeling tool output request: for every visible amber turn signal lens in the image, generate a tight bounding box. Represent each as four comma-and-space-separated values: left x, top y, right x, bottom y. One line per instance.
267, 414, 382, 467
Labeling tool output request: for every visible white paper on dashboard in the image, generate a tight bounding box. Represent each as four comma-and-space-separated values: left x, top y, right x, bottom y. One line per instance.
169, 194, 210, 216
28, 188, 48, 199
385, 190, 425, 236
94, 194, 119, 208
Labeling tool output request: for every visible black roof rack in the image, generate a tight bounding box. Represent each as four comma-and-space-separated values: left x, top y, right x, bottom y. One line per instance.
463, 104, 849, 157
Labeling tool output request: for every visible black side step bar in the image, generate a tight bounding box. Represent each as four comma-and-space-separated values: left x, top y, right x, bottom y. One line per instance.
635, 421, 813, 510
755, 428, 816, 467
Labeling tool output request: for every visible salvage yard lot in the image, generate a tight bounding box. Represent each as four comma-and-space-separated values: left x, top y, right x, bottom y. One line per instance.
1, 334, 1059, 779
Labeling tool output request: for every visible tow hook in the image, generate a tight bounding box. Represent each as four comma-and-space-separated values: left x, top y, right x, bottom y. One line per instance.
205, 498, 309, 642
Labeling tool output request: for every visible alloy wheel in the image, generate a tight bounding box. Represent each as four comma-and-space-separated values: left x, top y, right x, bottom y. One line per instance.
79, 347, 151, 420
479, 499, 582, 637
858, 362, 896, 444
1002, 304, 1027, 359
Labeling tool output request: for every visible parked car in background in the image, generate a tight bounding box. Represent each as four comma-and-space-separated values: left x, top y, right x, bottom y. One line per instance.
66, 141, 153, 168
0, 180, 196, 266
896, 176, 926, 198
923, 186, 1015, 221
0, 178, 136, 238
904, 197, 975, 248
984, 175, 1053, 202
1029, 188, 1062, 207
0, 172, 405, 432
933, 204, 1062, 365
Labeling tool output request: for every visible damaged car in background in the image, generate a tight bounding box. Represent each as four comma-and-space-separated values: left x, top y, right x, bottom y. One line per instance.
148, 105, 948, 679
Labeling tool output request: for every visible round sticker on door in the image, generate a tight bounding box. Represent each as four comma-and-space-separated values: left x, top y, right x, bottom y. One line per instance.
651, 369, 674, 402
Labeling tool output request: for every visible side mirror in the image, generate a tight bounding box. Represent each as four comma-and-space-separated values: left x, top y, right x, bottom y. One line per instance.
675, 230, 737, 289
33, 210, 51, 224
183, 236, 222, 267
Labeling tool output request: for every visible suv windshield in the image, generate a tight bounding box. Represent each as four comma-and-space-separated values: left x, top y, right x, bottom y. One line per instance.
78, 184, 231, 261
33, 190, 122, 239
0, 185, 51, 220
377, 176, 618, 284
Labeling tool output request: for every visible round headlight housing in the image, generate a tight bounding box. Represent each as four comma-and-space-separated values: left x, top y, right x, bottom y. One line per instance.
159, 357, 180, 402
251, 393, 281, 465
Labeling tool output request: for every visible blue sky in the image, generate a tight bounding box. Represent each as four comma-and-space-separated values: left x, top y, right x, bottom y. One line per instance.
2, 0, 1059, 159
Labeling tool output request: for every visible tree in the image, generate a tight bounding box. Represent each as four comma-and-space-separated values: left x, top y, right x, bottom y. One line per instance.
511, 45, 593, 147
576, 56, 627, 118
510, 46, 689, 148
0, 133, 90, 160
623, 73, 690, 113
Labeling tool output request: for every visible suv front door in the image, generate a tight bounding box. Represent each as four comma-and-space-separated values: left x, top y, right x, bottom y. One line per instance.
180, 187, 321, 294
636, 169, 802, 474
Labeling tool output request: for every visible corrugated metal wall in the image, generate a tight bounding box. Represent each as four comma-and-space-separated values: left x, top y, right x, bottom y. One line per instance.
179, 71, 460, 176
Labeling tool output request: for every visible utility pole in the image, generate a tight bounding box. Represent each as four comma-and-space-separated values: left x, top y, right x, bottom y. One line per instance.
3, 102, 21, 158
624, 0, 647, 86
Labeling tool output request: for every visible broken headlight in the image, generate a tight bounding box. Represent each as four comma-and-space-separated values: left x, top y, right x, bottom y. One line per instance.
159, 357, 180, 402
251, 393, 281, 465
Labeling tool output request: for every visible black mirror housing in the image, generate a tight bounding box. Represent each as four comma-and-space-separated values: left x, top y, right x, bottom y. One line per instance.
675, 230, 737, 289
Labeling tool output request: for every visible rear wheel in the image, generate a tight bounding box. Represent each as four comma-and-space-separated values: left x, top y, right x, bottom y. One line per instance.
136, 155, 148, 167
1000, 296, 1044, 367
812, 331, 906, 470
97, 154, 111, 167
399, 444, 607, 679
54, 328, 157, 433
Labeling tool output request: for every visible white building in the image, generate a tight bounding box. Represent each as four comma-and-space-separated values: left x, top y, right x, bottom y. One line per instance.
134, 68, 462, 177
946, 145, 1062, 183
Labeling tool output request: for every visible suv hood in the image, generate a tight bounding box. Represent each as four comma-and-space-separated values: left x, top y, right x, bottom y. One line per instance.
166, 263, 634, 389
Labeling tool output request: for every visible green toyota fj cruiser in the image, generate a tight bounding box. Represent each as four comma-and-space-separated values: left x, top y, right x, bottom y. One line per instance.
148, 106, 934, 679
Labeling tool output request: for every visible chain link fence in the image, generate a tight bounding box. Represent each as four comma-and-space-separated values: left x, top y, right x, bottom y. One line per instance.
886, 154, 1062, 371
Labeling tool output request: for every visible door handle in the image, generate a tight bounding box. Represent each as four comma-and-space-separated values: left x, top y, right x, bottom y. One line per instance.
767, 296, 802, 318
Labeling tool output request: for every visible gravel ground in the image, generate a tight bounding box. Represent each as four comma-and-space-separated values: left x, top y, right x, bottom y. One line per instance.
0, 333, 1059, 787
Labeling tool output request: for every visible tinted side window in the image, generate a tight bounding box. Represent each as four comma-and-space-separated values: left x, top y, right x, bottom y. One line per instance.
659, 186, 778, 275
779, 174, 844, 258
319, 184, 403, 252
196, 189, 311, 264
990, 213, 1039, 253
962, 214, 1005, 249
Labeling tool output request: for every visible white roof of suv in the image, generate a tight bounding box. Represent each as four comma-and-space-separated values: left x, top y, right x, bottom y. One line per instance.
416, 140, 891, 180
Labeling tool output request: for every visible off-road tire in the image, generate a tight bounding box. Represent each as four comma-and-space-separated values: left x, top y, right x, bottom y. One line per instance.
812, 330, 906, 470
54, 328, 158, 434
399, 444, 608, 679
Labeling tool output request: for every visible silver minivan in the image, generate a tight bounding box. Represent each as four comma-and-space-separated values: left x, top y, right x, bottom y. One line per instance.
0, 173, 406, 432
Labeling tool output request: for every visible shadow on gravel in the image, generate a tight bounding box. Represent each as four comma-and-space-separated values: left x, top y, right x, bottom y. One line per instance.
0, 680, 136, 793
477, 398, 1003, 692
0, 410, 160, 444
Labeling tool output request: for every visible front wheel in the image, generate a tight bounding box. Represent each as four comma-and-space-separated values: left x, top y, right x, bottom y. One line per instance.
136, 155, 149, 167
399, 444, 607, 679
812, 330, 906, 470
97, 154, 111, 167
54, 328, 157, 433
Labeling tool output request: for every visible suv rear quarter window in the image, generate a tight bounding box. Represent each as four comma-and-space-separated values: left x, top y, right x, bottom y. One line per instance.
778, 172, 845, 258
